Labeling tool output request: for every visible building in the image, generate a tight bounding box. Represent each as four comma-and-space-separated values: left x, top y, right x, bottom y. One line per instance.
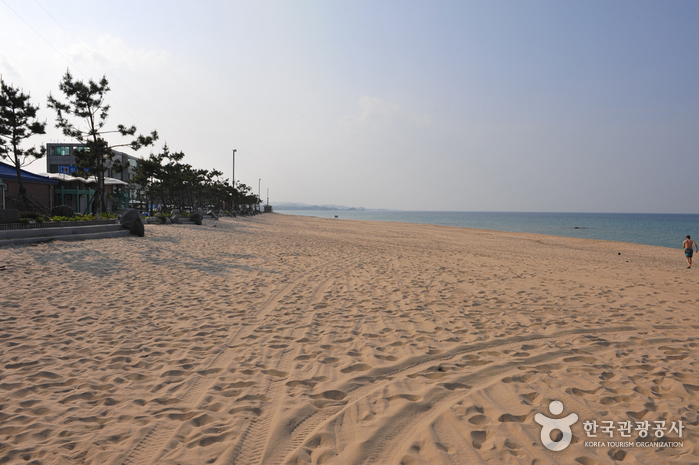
46, 143, 143, 211
40, 173, 129, 214
0, 161, 58, 212
46, 143, 141, 181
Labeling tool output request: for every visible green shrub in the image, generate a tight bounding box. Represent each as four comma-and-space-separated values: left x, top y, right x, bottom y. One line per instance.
18, 218, 31, 225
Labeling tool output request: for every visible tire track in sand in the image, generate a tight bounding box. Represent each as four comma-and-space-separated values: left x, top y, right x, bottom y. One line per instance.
280, 325, 648, 464
350, 332, 675, 465
212, 257, 363, 465
115, 255, 361, 465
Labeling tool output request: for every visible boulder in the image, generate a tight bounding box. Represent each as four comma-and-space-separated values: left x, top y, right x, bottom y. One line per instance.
51, 205, 74, 217
0, 209, 20, 224
120, 209, 145, 237
171, 209, 180, 215
206, 209, 219, 220
171, 214, 179, 224
190, 211, 203, 225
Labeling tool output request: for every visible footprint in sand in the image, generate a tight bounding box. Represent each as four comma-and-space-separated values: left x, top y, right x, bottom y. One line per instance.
520, 392, 540, 404
498, 413, 527, 423
575, 457, 600, 465
160, 369, 188, 377
470, 430, 488, 450
683, 384, 699, 395
311, 390, 346, 401
443, 382, 470, 391
388, 394, 421, 402
504, 439, 521, 450
340, 363, 372, 373
468, 414, 488, 425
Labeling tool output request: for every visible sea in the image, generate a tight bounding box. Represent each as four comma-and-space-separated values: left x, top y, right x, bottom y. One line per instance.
276, 211, 699, 249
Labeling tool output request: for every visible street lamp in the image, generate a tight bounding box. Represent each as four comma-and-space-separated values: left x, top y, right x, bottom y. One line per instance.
232, 149, 237, 213
232, 149, 237, 187
258, 178, 261, 200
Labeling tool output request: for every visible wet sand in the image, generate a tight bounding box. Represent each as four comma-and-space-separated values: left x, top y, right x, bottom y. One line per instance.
0, 213, 697, 464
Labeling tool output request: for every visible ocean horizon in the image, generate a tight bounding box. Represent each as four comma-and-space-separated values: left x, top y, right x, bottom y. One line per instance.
277, 210, 699, 249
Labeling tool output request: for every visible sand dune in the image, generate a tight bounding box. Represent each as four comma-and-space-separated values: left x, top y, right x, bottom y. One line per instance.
0, 213, 696, 464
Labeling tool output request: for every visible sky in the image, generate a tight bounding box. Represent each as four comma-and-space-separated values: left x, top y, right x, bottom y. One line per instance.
1, 0, 697, 213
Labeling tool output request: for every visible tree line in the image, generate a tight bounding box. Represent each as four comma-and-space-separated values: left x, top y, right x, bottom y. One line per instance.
0, 70, 259, 214
134, 144, 260, 214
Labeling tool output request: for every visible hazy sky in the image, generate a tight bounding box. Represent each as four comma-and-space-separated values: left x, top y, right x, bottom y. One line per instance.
1, 1, 697, 212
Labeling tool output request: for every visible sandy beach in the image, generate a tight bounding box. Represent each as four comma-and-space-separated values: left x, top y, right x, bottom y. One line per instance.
0, 213, 697, 465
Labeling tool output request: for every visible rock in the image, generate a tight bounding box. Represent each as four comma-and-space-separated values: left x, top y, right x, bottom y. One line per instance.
51, 205, 74, 217
0, 209, 20, 224
165, 217, 171, 224
190, 211, 203, 225
171, 209, 180, 215
120, 209, 145, 237
171, 214, 179, 224
206, 209, 219, 220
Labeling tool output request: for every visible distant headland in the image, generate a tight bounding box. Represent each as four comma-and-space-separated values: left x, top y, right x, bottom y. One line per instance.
274, 202, 375, 211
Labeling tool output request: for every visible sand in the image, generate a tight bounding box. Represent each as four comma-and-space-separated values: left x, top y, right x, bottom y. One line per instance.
0, 213, 697, 465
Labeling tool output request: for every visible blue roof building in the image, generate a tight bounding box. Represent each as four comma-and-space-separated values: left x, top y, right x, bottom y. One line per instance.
0, 161, 58, 211
0, 161, 59, 184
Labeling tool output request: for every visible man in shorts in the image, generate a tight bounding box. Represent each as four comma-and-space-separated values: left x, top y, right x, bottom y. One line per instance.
683, 235, 698, 268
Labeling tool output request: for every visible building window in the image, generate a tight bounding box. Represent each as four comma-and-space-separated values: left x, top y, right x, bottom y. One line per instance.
49, 164, 59, 173
50, 146, 70, 156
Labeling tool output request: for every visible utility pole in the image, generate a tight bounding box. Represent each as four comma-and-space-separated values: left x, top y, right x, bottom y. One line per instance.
266, 188, 269, 206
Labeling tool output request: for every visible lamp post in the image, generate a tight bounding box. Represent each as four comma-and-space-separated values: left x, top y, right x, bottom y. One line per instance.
232, 149, 237, 187
258, 178, 261, 212
266, 188, 269, 207
232, 149, 237, 213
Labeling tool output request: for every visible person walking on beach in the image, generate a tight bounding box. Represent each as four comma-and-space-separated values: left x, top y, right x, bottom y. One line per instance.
684, 235, 698, 268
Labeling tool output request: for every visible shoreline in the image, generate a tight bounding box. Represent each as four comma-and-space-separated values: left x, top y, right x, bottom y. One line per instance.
276, 210, 697, 249
277, 211, 686, 251
1, 214, 696, 464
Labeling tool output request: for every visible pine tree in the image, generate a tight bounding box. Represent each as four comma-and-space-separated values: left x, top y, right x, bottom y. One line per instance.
0, 79, 47, 211
47, 70, 157, 213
